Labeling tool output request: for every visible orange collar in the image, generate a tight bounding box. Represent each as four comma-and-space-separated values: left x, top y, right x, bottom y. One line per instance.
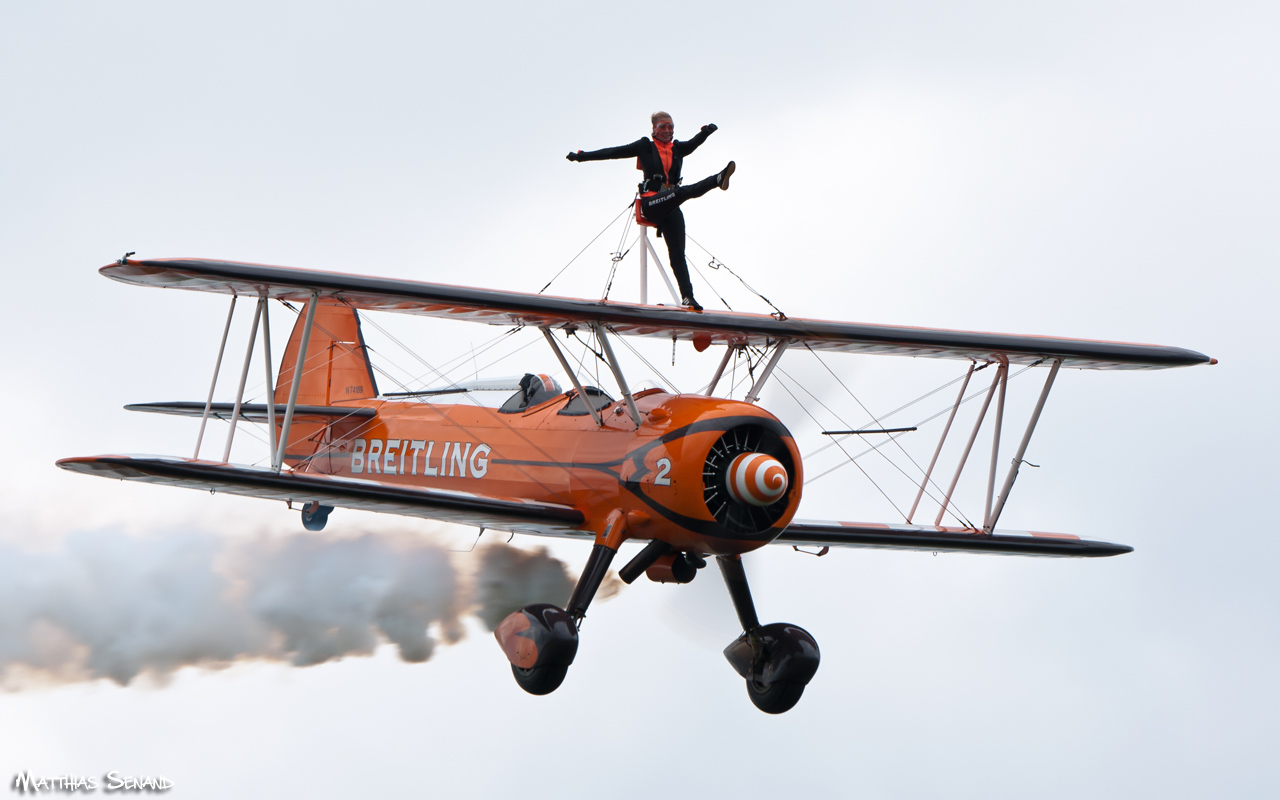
654, 139, 674, 180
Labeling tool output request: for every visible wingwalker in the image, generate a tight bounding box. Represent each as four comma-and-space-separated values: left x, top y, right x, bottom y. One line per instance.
59, 258, 1214, 714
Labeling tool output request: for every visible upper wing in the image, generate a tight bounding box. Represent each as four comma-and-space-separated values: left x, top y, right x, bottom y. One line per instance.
57, 455, 588, 537
101, 258, 1212, 371
777, 520, 1131, 557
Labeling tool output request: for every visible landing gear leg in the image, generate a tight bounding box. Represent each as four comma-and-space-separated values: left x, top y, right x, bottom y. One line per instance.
495, 513, 625, 696
718, 554, 762, 631
718, 554, 821, 714
566, 543, 618, 625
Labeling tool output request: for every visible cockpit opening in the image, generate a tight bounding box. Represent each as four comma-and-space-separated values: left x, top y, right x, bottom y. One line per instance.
499, 373, 564, 414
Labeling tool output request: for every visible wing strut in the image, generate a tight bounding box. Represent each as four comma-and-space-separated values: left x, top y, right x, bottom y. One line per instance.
705, 344, 739, 397
591, 323, 642, 427
745, 341, 789, 404
275, 291, 319, 471
222, 293, 265, 463
907, 361, 978, 523
260, 294, 278, 461
987, 359, 1061, 532
982, 359, 1010, 529
541, 326, 603, 427
194, 292, 238, 459
935, 362, 1004, 526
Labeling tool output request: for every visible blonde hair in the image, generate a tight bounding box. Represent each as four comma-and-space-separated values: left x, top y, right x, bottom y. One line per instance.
651, 111, 673, 126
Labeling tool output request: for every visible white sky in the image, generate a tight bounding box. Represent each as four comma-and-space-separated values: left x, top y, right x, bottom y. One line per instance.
1, 1, 1277, 797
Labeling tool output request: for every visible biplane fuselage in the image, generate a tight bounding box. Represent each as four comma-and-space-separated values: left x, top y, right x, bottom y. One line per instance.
287, 390, 801, 555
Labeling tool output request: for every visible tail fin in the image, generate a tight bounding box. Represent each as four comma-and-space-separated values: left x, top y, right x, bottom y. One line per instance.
274, 300, 379, 406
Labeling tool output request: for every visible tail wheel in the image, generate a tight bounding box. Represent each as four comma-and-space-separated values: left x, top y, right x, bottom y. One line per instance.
512, 664, 569, 696
702, 424, 795, 535
301, 503, 333, 531
746, 679, 805, 714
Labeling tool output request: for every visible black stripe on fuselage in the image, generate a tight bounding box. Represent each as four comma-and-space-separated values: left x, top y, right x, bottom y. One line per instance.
491, 414, 795, 543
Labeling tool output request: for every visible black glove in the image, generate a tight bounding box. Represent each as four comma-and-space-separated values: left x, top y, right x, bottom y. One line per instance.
701, 124, 718, 133
566, 151, 581, 162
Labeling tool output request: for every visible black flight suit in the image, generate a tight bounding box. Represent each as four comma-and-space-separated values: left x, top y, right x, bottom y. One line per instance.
571, 128, 717, 302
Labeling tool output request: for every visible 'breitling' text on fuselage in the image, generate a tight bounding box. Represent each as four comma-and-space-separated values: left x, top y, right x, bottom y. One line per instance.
350, 438, 492, 479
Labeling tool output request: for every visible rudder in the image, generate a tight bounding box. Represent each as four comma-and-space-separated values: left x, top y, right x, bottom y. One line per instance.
274, 300, 379, 406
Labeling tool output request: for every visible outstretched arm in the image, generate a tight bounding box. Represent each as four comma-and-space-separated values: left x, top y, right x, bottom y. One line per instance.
674, 124, 716, 157
566, 138, 648, 162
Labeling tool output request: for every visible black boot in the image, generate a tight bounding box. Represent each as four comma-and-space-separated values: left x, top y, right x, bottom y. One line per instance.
718, 161, 736, 190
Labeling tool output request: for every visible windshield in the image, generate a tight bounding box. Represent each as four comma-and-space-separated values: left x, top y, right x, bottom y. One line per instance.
558, 386, 614, 416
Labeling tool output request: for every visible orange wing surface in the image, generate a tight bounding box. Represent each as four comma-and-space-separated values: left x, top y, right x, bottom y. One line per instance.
101, 258, 1211, 370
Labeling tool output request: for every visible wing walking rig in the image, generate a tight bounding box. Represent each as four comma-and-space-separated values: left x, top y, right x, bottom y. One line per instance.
59, 257, 1214, 713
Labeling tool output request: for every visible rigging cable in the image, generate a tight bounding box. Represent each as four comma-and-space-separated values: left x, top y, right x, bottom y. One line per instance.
600, 197, 642, 300
601, 232, 637, 301
801, 344, 934, 476
803, 363, 989, 460
789, 349, 962, 512
539, 200, 634, 294
805, 361, 1040, 487
771, 369, 911, 522
687, 234, 787, 319
772, 362, 968, 526
688, 257, 735, 311
612, 327, 683, 395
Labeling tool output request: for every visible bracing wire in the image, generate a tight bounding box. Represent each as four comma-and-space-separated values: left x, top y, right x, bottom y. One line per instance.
804, 361, 1039, 489
772, 362, 965, 523
800, 345, 931, 472
687, 234, 786, 318
688, 258, 734, 311
539, 200, 634, 294
602, 232, 638, 301
613, 330, 683, 394
771, 368, 911, 521
803, 363, 989, 460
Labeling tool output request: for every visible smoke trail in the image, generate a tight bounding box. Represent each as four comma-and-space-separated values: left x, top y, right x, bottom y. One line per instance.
472, 542, 575, 631
0, 528, 617, 688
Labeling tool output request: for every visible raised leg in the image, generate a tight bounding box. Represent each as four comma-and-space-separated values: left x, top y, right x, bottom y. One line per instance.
676, 172, 720, 201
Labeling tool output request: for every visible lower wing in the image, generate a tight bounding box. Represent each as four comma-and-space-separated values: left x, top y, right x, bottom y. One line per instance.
57, 455, 587, 537
56, 456, 1128, 556
777, 520, 1131, 557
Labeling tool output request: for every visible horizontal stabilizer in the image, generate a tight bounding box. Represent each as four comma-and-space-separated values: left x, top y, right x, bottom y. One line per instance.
383, 376, 527, 398
126, 402, 376, 423
57, 455, 587, 536
778, 520, 1131, 557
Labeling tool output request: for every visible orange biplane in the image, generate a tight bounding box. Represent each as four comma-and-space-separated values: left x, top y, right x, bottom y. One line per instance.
59, 257, 1213, 713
